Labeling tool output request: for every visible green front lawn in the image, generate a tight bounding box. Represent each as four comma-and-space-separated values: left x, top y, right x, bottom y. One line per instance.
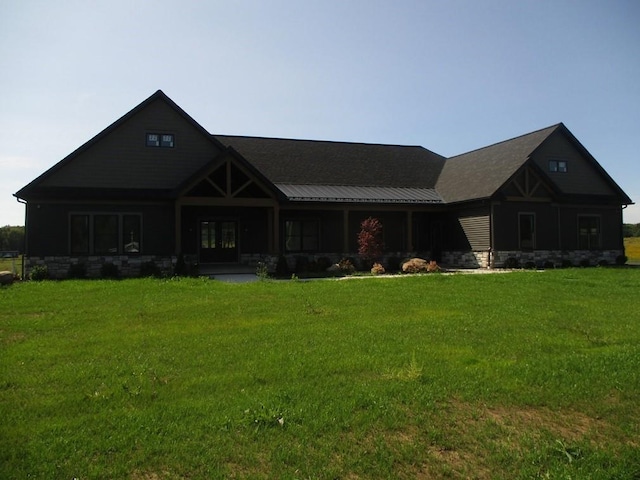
1, 270, 639, 479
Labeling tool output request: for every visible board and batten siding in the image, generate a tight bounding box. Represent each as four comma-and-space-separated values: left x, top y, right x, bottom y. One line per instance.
457, 211, 491, 251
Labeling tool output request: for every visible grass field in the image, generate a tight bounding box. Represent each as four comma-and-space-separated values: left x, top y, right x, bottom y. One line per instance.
625, 236, 640, 263
1, 270, 639, 479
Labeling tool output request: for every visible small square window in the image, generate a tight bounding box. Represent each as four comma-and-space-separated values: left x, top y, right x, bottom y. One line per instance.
549, 159, 567, 173
146, 133, 174, 147
146, 133, 160, 147
161, 134, 174, 147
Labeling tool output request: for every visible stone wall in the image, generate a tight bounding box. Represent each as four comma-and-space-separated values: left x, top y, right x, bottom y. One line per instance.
25, 255, 177, 279
25, 248, 627, 279
442, 249, 625, 269
491, 249, 624, 268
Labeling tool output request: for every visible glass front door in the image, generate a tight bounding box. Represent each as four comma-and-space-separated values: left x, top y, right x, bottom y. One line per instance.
199, 220, 238, 263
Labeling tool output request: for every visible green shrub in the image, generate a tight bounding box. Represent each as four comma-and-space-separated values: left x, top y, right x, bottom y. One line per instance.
100, 262, 119, 279
503, 257, 519, 269
29, 265, 49, 281
67, 263, 87, 279
256, 262, 269, 280
276, 255, 290, 276
316, 257, 332, 272
140, 261, 161, 278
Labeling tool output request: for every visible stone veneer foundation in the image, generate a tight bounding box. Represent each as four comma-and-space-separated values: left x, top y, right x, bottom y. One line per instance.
443, 249, 625, 269
25, 255, 177, 279
25, 249, 626, 279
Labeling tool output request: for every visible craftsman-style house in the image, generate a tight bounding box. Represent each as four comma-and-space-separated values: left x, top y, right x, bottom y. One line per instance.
15, 90, 632, 278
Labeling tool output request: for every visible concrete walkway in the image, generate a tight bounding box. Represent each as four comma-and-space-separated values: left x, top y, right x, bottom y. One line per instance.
199, 264, 516, 283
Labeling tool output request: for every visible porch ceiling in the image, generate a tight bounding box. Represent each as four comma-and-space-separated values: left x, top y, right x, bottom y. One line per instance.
275, 184, 443, 204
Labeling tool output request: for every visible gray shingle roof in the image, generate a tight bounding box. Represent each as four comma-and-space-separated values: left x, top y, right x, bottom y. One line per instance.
215, 135, 446, 189
435, 124, 560, 204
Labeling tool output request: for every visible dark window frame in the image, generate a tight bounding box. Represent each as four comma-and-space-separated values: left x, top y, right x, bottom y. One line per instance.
69, 213, 142, 255
284, 218, 320, 253
548, 158, 568, 173
518, 212, 536, 251
578, 215, 601, 250
146, 132, 175, 148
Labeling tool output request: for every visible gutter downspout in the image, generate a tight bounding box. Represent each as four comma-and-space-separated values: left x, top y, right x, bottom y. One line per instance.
489, 201, 495, 269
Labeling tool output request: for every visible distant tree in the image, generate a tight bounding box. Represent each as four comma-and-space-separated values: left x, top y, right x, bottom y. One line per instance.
0, 225, 25, 252
623, 223, 640, 237
358, 217, 384, 267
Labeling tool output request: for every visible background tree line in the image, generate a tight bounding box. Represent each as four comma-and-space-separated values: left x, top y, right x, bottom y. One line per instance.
0, 225, 25, 252
624, 223, 640, 237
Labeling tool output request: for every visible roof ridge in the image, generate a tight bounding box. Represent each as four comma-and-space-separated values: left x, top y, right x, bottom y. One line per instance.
448, 123, 562, 159
214, 133, 435, 151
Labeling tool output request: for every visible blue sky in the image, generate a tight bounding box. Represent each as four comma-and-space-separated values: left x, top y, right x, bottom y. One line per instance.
1, 0, 639, 226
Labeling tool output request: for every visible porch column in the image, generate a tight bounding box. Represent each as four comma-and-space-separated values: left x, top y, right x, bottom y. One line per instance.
343, 209, 350, 253
406, 211, 414, 252
270, 205, 280, 254
175, 201, 182, 254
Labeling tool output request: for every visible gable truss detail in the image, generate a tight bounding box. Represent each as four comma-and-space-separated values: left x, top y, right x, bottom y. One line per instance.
186, 158, 271, 199
503, 166, 553, 201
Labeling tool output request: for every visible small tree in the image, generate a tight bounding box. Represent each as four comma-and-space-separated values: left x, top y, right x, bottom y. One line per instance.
358, 217, 384, 268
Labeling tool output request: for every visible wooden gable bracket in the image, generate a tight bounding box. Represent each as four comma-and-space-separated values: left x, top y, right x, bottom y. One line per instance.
183, 156, 273, 200
504, 166, 553, 202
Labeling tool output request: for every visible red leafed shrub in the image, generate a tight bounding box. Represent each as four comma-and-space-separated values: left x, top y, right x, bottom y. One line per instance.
358, 217, 384, 267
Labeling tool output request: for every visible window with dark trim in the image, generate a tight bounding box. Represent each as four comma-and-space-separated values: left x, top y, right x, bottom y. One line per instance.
519, 213, 535, 250
146, 133, 174, 147
70, 214, 89, 254
549, 159, 568, 173
284, 219, 319, 252
70, 213, 142, 254
578, 216, 600, 249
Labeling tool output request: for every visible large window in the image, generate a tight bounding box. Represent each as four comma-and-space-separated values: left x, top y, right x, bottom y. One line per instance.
519, 213, 535, 250
70, 213, 141, 254
578, 216, 600, 249
285, 220, 319, 252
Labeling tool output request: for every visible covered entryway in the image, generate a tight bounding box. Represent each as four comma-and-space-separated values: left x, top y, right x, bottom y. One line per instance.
199, 220, 238, 263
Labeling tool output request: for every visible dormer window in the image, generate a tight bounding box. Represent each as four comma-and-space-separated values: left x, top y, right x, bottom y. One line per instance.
146, 133, 174, 148
549, 159, 567, 173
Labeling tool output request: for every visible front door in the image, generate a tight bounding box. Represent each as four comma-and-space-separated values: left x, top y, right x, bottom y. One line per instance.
199, 220, 238, 263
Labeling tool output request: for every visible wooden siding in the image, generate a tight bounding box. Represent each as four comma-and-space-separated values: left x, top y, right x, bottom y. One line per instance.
25, 201, 174, 257
441, 207, 491, 252
531, 130, 617, 196
457, 210, 490, 250
40, 98, 222, 190
557, 205, 623, 250
493, 202, 623, 251
492, 202, 559, 251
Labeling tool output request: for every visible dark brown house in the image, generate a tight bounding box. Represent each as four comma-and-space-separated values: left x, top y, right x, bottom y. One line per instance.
15, 90, 633, 278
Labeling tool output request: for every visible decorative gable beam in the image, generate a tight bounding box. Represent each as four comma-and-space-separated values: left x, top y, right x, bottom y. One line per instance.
502, 166, 553, 202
